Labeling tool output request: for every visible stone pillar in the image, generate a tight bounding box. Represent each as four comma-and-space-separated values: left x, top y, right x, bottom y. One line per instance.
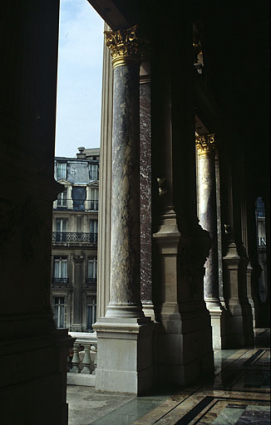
215, 150, 226, 309
151, 18, 214, 386
139, 59, 155, 320
238, 157, 256, 335
222, 158, 254, 347
0, 1, 73, 423
93, 26, 154, 395
196, 134, 225, 349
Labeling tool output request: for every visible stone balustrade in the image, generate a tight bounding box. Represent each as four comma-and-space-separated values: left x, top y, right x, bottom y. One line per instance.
67, 332, 97, 387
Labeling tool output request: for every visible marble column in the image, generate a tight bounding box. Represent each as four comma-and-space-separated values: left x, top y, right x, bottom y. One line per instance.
105, 26, 144, 319
139, 59, 155, 320
93, 26, 154, 394
196, 134, 225, 349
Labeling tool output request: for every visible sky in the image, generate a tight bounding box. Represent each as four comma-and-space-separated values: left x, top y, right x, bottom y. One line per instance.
55, 0, 104, 158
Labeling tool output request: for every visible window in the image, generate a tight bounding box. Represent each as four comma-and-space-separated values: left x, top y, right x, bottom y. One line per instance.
56, 162, 67, 180
90, 219, 98, 243
53, 256, 68, 283
56, 219, 67, 242
86, 296, 96, 331
72, 186, 86, 211
89, 187, 98, 211
87, 257, 97, 283
258, 237, 266, 247
89, 164, 98, 180
57, 189, 67, 208
54, 297, 65, 328
255, 196, 267, 302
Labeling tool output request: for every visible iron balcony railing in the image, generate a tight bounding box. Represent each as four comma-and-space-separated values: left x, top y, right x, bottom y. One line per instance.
52, 232, 98, 244
85, 277, 97, 284
52, 277, 69, 284
54, 199, 99, 211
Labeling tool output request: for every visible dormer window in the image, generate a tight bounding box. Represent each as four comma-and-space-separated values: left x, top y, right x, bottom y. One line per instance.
56, 162, 67, 180
89, 164, 98, 180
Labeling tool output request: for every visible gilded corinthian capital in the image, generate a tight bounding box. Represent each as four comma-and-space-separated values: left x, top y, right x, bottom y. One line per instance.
195, 134, 217, 155
104, 25, 146, 69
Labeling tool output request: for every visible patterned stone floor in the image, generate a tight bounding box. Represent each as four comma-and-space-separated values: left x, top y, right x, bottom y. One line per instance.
67, 329, 270, 425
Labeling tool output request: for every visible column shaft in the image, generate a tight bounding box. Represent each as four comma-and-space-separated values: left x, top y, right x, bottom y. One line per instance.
106, 63, 143, 318
196, 136, 219, 303
139, 61, 154, 319
196, 134, 225, 349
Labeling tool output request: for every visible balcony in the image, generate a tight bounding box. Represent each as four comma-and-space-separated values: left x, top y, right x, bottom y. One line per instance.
85, 278, 97, 284
52, 277, 69, 284
54, 199, 98, 212
52, 232, 98, 245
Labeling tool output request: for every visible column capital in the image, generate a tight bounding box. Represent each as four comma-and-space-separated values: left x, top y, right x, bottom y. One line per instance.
195, 134, 217, 155
104, 25, 148, 69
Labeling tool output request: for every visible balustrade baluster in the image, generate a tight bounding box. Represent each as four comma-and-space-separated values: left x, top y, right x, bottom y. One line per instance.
70, 343, 80, 373
90, 345, 97, 375
81, 344, 91, 374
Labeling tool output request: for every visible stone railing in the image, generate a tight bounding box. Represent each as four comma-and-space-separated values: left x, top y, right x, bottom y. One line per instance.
67, 332, 97, 387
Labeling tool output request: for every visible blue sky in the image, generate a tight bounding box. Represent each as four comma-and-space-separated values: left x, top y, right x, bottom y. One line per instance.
55, 0, 104, 157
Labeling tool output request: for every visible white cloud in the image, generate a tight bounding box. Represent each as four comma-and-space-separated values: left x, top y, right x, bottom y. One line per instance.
55, 0, 104, 157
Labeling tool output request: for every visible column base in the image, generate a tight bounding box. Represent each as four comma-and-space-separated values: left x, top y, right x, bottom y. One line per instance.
205, 300, 226, 350
209, 307, 226, 350
156, 305, 214, 387
105, 303, 145, 319
246, 263, 257, 330
224, 302, 254, 348
223, 246, 254, 348
142, 302, 156, 322
93, 317, 154, 394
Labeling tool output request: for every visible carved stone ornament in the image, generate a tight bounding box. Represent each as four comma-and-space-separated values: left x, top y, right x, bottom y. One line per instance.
73, 252, 85, 264
157, 177, 167, 197
104, 25, 149, 69
195, 134, 217, 155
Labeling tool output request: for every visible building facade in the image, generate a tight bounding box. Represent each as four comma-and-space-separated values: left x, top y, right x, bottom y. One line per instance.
52, 148, 100, 332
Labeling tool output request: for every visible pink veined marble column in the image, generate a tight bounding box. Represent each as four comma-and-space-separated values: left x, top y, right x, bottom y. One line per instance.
139, 60, 154, 318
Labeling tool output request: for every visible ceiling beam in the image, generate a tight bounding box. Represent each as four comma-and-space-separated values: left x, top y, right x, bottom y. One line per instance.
87, 0, 135, 30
